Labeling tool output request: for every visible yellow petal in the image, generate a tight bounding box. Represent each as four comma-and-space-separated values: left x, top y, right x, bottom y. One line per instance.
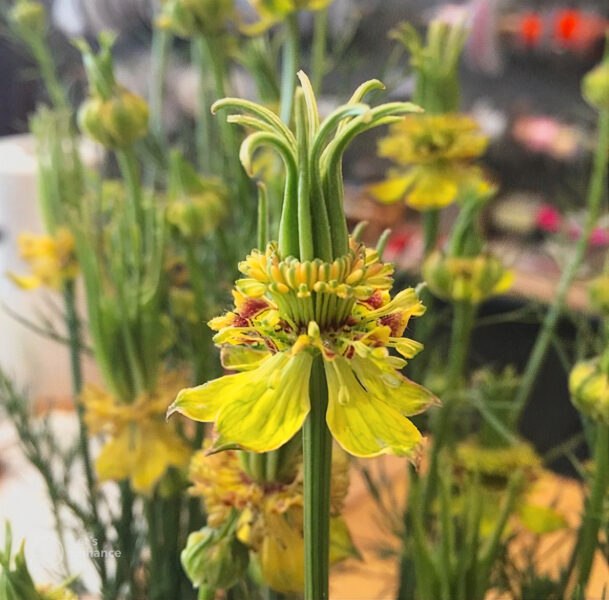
169, 374, 233, 422
221, 345, 271, 371
6, 272, 42, 290
518, 504, 568, 535
260, 511, 304, 593
351, 355, 438, 417
95, 427, 137, 483
215, 351, 313, 452
367, 175, 412, 204
406, 167, 459, 210
325, 357, 423, 458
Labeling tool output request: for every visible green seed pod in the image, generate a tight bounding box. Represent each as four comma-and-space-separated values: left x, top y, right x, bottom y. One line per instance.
582, 61, 609, 111
181, 525, 249, 591
78, 89, 149, 148
9, 0, 46, 37
569, 359, 609, 425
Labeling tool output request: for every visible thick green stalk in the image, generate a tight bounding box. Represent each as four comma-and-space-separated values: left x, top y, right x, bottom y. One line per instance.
423, 301, 476, 513
575, 424, 609, 591
303, 356, 332, 600
311, 8, 328, 94
279, 13, 301, 124
29, 36, 68, 110
513, 109, 609, 419
115, 147, 145, 231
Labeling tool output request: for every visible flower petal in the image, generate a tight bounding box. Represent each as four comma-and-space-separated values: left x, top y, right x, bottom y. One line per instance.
351, 355, 438, 417
367, 175, 412, 204
215, 351, 313, 452
325, 357, 423, 458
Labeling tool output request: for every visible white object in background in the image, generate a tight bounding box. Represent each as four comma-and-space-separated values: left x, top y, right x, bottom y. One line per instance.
0, 134, 100, 402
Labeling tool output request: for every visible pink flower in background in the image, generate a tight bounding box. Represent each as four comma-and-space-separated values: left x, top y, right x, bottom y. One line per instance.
589, 227, 609, 247
536, 204, 562, 233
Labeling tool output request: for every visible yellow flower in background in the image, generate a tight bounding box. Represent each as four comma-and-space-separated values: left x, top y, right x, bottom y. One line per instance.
8, 228, 78, 290
83, 373, 191, 494
169, 237, 437, 459
244, 0, 333, 34
369, 114, 488, 210
588, 274, 609, 317
189, 445, 356, 593
423, 251, 513, 304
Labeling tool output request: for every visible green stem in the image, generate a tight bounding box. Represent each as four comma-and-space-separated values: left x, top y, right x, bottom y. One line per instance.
423, 209, 439, 256
423, 301, 475, 514
311, 8, 328, 94
149, 26, 171, 147
115, 147, 144, 230
513, 109, 609, 419
575, 424, 609, 591
29, 36, 68, 109
279, 12, 301, 125
192, 37, 216, 174
63, 282, 108, 584
303, 356, 332, 600
203, 35, 250, 211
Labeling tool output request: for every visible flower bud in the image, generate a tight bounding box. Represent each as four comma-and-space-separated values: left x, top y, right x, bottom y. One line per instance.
569, 359, 609, 425
9, 0, 46, 37
582, 61, 609, 111
588, 274, 609, 317
181, 525, 249, 591
423, 251, 513, 304
157, 0, 235, 38
78, 89, 149, 149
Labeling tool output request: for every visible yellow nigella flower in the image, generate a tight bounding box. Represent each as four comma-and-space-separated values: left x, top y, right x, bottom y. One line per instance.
8, 228, 78, 290
83, 373, 191, 494
369, 114, 488, 210
188, 445, 356, 593
169, 237, 436, 459
423, 251, 513, 304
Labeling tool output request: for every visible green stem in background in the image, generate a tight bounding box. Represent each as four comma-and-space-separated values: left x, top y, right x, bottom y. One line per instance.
422, 209, 439, 256
311, 7, 328, 94
192, 37, 216, 175
423, 300, 476, 514
575, 424, 609, 592
149, 26, 171, 148
513, 109, 609, 420
203, 35, 251, 211
29, 36, 68, 109
63, 281, 108, 585
279, 12, 301, 124
303, 356, 332, 600
115, 147, 145, 230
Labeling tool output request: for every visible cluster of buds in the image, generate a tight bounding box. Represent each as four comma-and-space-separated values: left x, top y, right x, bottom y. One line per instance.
76, 34, 149, 149
423, 251, 513, 305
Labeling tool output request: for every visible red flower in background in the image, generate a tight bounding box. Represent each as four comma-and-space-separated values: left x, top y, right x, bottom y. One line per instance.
536, 204, 562, 233
520, 13, 543, 47
554, 9, 581, 47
